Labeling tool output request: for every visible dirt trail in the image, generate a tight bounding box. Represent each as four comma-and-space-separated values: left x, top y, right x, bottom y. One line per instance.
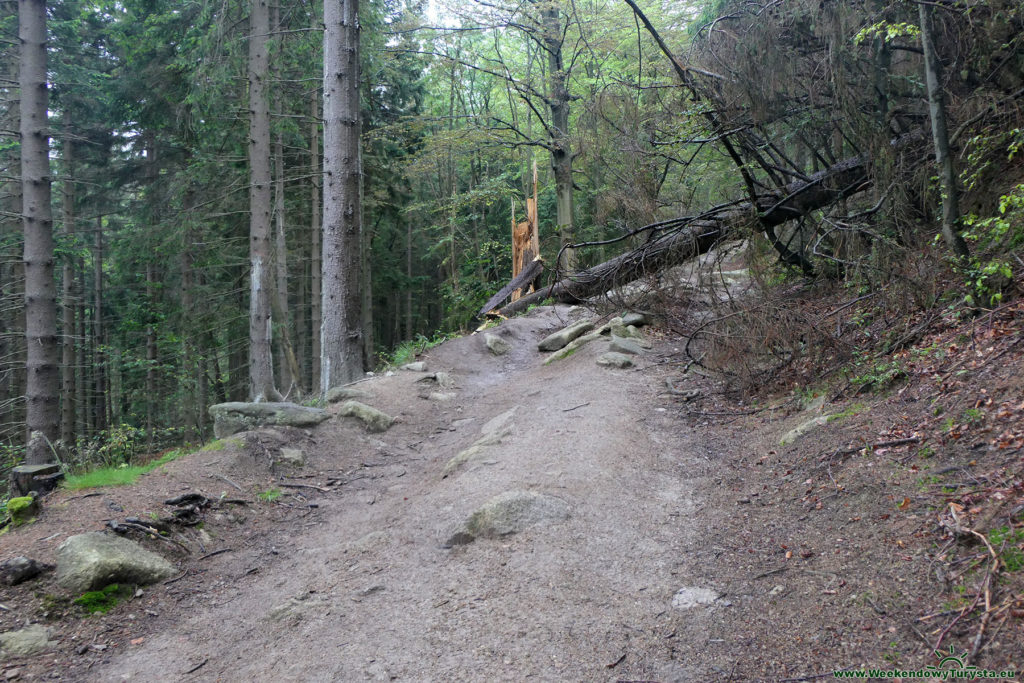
92, 306, 713, 682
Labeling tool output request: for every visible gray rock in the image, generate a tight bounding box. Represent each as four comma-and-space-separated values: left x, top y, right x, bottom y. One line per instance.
446, 490, 570, 546
596, 352, 634, 369
0, 557, 49, 586
484, 333, 512, 356
209, 402, 329, 438
338, 400, 394, 433
779, 415, 833, 446
441, 409, 517, 478
276, 448, 306, 467
55, 533, 177, 593
428, 392, 456, 402
542, 330, 606, 366
671, 587, 720, 609
537, 319, 595, 352
400, 361, 427, 372
621, 312, 648, 327
416, 371, 455, 389
609, 335, 645, 355
325, 386, 369, 403
0, 625, 55, 657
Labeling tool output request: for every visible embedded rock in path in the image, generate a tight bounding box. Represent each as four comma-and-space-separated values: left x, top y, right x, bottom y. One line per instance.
446, 490, 570, 546
537, 319, 595, 352
609, 335, 645, 355
542, 329, 607, 365
484, 333, 512, 356
55, 532, 177, 593
441, 407, 518, 478
325, 386, 370, 403
417, 371, 455, 389
209, 402, 329, 438
401, 361, 427, 372
0, 624, 56, 658
596, 352, 634, 369
0, 557, 50, 586
779, 415, 833, 446
337, 400, 395, 433
276, 448, 306, 467
671, 586, 720, 610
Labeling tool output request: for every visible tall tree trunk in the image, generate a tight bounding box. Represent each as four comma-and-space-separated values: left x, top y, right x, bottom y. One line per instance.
404, 211, 413, 339
310, 90, 322, 391
144, 131, 158, 452
542, 3, 575, 274
20, 0, 59, 464
273, 126, 298, 396
60, 111, 76, 449
248, 0, 281, 402
918, 3, 969, 260
320, 0, 363, 392
92, 216, 106, 436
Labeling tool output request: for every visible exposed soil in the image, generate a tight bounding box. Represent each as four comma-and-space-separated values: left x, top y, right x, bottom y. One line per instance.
0, 301, 1021, 682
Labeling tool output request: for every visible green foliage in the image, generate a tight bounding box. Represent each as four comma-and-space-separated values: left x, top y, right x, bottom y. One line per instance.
988, 526, 1024, 572
257, 488, 282, 502
63, 448, 188, 490
847, 354, 907, 392
74, 584, 132, 614
380, 332, 456, 369
853, 21, 920, 45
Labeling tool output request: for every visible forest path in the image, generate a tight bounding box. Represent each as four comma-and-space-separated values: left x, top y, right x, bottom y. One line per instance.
95, 306, 714, 682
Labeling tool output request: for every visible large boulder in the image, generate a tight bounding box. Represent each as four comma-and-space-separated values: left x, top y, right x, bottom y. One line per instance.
484, 333, 512, 356
537, 319, 595, 352
209, 402, 330, 438
446, 490, 571, 546
55, 533, 177, 593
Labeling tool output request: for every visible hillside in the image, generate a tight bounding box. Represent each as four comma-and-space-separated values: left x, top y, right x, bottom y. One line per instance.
0, 293, 1020, 680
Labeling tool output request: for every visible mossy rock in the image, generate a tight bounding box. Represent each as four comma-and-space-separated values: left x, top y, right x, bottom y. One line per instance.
8, 496, 39, 526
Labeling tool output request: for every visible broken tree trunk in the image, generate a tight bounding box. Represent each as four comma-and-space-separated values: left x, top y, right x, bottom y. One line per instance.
497, 154, 869, 317
480, 254, 544, 317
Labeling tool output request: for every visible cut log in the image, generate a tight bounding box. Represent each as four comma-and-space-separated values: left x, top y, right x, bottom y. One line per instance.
499, 154, 870, 317
479, 253, 544, 317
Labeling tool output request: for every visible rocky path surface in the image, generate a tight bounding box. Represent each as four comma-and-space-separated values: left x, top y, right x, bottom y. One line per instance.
93, 307, 717, 682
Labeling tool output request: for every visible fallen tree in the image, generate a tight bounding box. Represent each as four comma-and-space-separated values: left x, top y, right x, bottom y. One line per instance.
496, 154, 870, 317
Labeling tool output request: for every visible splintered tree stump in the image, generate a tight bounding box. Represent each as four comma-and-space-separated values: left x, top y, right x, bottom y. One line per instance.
10, 463, 63, 497
479, 253, 544, 317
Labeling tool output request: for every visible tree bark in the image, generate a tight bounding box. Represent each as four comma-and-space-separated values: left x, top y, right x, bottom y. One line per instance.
248, 0, 281, 401
20, 0, 59, 464
499, 155, 871, 317
320, 0, 363, 392
273, 126, 299, 396
542, 3, 575, 273
918, 3, 970, 260
92, 216, 106, 436
60, 110, 76, 449
310, 89, 322, 391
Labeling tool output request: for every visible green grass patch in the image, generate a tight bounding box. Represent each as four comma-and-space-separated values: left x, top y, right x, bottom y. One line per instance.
257, 488, 282, 502
63, 448, 189, 490
379, 331, 457, 370
828, 402, 867, 422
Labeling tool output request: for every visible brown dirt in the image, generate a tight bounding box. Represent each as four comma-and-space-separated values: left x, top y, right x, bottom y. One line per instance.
0, 302, 1021, 681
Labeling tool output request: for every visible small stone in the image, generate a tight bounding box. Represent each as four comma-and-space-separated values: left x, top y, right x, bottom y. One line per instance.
400, 361, 427, 372
428, 392, 456, 402
337, 401, 394, 433
0, 625, 55, 657
608, 335, 644, 355
484, 333, 512, 356
276, 448, 306, 467
671, 587, 720, 609
0, 557, 49, 586
769, 585, 785, 596
596, 352, 634, 369
446, 490, 570, 546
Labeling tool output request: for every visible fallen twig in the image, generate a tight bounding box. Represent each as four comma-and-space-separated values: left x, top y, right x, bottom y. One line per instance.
212, 473, 243, 491
562, 402, 590, 412
279, 482, 331, 492
198, 548, 233, 561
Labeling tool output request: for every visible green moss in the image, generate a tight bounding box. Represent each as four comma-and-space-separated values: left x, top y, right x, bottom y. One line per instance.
74, 584, 132, 614
828, 403, 867, 422
8, 496, 38, 526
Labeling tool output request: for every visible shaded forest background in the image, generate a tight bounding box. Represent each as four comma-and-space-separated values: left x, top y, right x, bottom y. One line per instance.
1, 0, 1022, 471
